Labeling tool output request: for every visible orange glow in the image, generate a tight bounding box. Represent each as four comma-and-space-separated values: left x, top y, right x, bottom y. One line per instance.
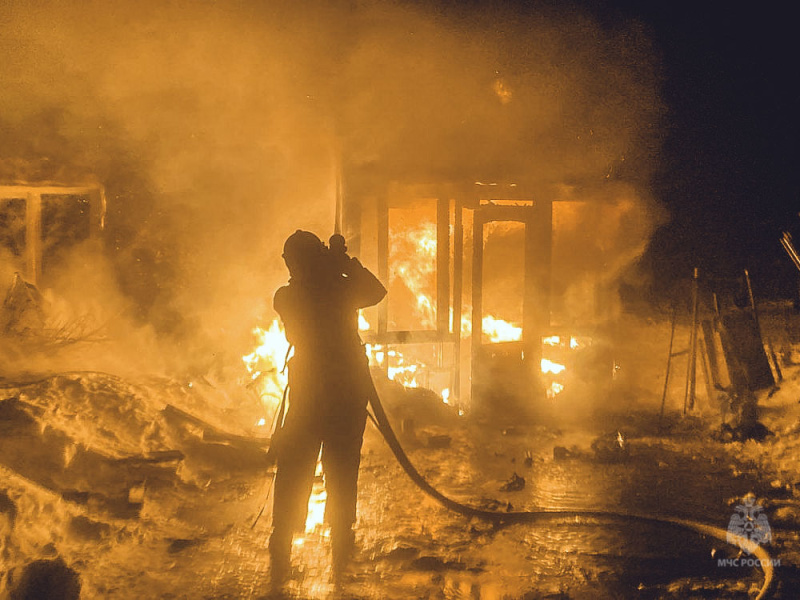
546, 381, 565, 399
386, 348, 420, 388
388, 212, 438, 330
242, 318, 290, 420
304, 459, 329, 536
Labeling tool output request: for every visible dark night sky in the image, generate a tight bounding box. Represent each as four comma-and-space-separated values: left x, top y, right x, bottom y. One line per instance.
438, 0, 798, 298
449, 0, 799, 298
593, 1, 799, 297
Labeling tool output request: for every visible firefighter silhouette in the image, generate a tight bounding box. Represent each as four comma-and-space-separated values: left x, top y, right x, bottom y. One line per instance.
727, 494, 772, 553
268, 230, 386, 582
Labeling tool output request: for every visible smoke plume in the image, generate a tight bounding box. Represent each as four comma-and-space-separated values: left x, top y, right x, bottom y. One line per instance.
0, 0, 665, 372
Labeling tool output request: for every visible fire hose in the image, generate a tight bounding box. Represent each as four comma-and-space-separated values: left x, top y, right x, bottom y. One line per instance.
252, 362, 774, 597
363, 378, 776, 599
250, 337, 774, 597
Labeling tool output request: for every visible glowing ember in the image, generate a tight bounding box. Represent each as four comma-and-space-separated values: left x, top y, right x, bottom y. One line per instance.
482, 315, 523, 343
540, 335, 594, 399
364, 344, 419, 387
543, 335, 561, 346
386, 349, 419, 388
546, 381, 565, 399
365, 343, 385, 366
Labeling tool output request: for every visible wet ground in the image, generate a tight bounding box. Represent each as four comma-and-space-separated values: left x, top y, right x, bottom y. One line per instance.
87, 415, 787, 599
260, 414, 783, 600
2, 374, 798, 599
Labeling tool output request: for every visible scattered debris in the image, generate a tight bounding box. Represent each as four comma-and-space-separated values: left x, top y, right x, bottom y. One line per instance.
409, 555, 467, 572
382, 544, 420, 561
399, 418, 418, 444
773, 505, 800, 528
591, 431, 630, 463
553, 446, 575, 461
499, 472, 525, 492
426, 434, 451, 449
0, 489, 17, 530
715, 421, 772, 443
67, 516, 111, 542
476, 498, 514, 513
166, 538, 203, 554
1, 273, 46, 337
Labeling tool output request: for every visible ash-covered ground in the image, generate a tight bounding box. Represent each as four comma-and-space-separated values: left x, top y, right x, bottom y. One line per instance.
2, 305, 800, 599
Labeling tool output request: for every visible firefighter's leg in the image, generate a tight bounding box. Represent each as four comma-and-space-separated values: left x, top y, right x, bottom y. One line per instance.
321, 411, 367, 570
269, 427, 320, 580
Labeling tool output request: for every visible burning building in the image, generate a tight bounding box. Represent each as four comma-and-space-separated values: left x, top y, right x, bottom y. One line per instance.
329, 174, 651, 420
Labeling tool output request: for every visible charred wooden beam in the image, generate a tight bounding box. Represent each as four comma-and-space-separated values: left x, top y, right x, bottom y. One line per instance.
436, 197, 449, 337
452, 198, 464, 400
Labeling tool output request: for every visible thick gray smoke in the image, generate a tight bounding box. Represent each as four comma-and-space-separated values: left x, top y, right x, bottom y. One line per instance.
0, 0, 664, 373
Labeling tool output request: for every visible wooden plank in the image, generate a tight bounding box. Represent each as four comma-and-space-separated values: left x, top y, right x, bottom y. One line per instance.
26, 192, 41, 284
361, 330, 458, 345
436, 197, 450, 335
377, 191, 389, 340
452, 199, 464, 400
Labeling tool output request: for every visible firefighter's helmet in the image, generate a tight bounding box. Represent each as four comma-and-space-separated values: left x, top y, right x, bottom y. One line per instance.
282, 230, 324, 276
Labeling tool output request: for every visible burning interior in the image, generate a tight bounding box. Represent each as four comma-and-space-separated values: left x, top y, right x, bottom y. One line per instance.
243, 177, 639, 429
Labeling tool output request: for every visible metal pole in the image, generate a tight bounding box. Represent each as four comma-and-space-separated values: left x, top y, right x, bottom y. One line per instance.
698, 337, 715, 407
745, 268, 782, 382
659, 303, 678, 423
683, 268, 699, 415
780, 232, 800, 271
744, 269, 761, 336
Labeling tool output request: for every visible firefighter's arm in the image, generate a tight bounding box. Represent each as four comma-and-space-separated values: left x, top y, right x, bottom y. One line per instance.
343, 257, 387, 308
272, 286, 297, 345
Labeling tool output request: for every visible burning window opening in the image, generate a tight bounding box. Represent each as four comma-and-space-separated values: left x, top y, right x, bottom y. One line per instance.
387, 202, 439, 332
479, 220, 525, 347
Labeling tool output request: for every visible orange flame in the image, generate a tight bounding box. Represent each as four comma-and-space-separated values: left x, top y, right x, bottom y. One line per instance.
482, 315, 523, 343
242, 319, 290, 424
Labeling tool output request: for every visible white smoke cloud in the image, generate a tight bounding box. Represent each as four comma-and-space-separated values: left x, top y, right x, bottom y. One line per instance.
0, 0, 665, 373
